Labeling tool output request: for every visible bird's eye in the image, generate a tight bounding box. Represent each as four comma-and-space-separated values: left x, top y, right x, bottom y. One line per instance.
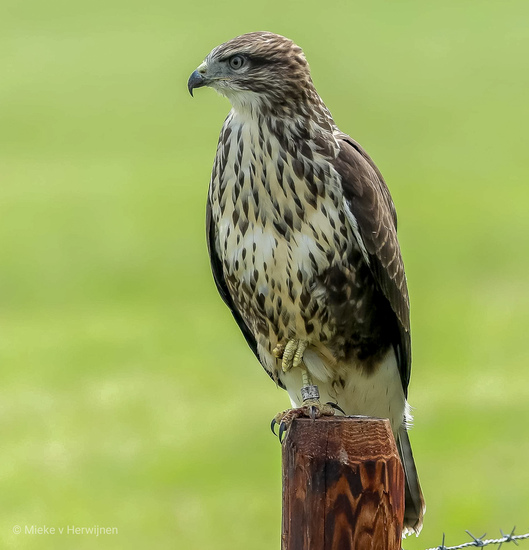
229, 55, 245, 70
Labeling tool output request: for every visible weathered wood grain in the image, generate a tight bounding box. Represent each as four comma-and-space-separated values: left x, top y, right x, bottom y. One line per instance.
281, 416, 404, 550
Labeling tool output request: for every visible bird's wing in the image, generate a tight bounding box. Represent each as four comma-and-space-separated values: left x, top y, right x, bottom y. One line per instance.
206, 198, 285, 388
332, 133, 411, 392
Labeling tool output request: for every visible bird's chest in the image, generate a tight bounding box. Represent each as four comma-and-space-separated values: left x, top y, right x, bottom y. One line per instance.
209, 116, 353, 341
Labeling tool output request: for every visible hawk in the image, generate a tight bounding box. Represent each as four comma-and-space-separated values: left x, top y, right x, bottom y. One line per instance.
188, 31, 425, 534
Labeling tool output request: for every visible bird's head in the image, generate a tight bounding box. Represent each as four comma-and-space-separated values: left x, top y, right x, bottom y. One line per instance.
188, 32, 315, 115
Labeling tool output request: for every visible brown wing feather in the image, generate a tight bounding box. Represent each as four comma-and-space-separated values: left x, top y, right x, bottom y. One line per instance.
333, 134, 411, 392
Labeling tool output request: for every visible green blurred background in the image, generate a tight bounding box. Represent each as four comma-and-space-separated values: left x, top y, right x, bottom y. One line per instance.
1, 0, 528, 548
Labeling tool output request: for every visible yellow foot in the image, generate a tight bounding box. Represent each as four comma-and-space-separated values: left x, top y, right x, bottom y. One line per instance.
272, 339, 309, 373
270, 401, 341, 442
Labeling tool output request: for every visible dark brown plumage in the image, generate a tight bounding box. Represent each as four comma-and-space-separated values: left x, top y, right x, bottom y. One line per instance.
189, 31, 425, 534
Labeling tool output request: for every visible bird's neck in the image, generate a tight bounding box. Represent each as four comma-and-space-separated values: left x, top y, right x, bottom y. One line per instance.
227, 83, 336, 139
228, 102, 337, 153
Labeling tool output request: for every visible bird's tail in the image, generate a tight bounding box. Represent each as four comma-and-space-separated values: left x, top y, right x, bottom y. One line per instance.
397, 426, 425, 536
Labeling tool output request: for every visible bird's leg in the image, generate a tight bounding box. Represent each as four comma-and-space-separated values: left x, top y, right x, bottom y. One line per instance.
273, 338, 308, 373
271, 338, 338, 441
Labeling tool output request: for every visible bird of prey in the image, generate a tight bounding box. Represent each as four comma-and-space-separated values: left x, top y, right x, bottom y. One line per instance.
188, 31, 425, 534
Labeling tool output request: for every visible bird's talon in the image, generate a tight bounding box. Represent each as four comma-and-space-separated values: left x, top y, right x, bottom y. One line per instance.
279, 422, 287, 443
281, 339, 298, 373
326, 401, 346, 415
293, 340, 308, 368
271, 400, 335, 440
280, 338, 309, 373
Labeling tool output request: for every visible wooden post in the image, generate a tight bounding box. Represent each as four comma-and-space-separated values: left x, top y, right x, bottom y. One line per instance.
281, 416, 404, 550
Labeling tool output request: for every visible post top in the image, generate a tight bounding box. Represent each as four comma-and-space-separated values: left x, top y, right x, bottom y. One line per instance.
284, 416, 399, 462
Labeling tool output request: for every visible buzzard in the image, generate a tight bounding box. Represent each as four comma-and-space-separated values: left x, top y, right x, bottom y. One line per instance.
188, 31, 425, 534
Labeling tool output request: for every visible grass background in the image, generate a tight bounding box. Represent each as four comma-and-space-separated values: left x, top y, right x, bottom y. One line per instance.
1, 0, 529, 548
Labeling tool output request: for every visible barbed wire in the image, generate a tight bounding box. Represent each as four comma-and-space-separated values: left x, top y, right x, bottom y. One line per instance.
419, 528, 529, 550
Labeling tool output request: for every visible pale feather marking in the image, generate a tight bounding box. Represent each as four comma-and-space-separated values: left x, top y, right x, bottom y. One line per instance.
343, 200, 371, 266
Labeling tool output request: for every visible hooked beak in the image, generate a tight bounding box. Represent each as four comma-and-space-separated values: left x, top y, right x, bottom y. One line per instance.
188, 62, 208, 97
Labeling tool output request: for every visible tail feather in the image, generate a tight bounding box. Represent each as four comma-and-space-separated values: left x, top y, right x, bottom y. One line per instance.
397, 426, 425, 536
